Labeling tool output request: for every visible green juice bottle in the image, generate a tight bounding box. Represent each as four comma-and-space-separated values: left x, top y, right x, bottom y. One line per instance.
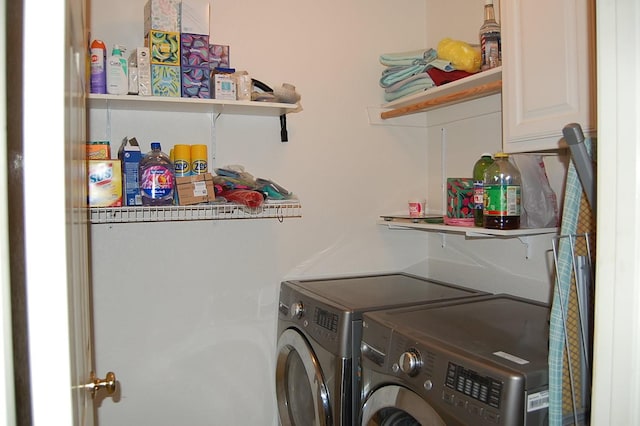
473, 153, 494, 227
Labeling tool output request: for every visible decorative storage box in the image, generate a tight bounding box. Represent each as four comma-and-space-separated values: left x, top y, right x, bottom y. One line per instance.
209, 44, 230, 69
152, 64, 181, 97
181, 33, 209, 68
180, 0, 210, 35
181, 66, 211, 98
445, 177, 474, 226
176, 173, 215, 205
146, 30, 181, 66
144, 0, 180, 34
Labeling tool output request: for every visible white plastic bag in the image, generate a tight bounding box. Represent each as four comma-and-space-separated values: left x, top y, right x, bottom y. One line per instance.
511, 154, 559, 228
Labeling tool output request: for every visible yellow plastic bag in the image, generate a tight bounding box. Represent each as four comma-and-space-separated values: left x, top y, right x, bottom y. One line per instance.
437, 38, 481, 73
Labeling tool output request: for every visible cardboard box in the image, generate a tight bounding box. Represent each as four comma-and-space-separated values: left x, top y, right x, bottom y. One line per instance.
129, 47, 152, 96
88, 160, 123, 207
146, 30, 181, 66
181, 33, 209, 68
180, 0, 210, 35
213, 73, 236, 100
86, 141, 110, 160
117, 137, 143, 206
144, 0, 180, 34
181, 66, 210, 98
151, 64, 181, 97
176, 173, 215, 205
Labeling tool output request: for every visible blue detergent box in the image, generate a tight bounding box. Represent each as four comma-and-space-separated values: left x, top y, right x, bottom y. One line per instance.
118, 137, 143, 206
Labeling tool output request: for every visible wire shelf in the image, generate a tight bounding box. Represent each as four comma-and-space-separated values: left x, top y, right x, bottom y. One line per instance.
90, 201, 302, 224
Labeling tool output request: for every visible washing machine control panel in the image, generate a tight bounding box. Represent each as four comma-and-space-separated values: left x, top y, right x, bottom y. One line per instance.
445, 362, 502, 409
398, 349, 422, 376
290, 302, 305, 319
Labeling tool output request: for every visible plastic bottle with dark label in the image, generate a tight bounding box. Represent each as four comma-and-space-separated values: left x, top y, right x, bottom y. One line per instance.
473, 153, 494, 227
139, 142, 175, 206
483, 152, 521, 230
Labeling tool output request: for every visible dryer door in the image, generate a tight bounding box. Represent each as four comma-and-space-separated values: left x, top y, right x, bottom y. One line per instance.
276, 328, 332, 426
361, 385, 446, 426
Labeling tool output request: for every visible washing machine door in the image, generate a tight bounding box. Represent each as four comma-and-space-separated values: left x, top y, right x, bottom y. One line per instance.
361, 385, 446, 426
276, 328, 332, 426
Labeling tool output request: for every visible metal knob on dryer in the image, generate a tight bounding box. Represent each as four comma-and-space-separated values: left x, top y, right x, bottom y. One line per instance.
399, 349, 422, 376
290, 302, 305, 319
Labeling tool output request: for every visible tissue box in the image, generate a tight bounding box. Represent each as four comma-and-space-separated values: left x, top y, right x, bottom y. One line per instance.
146, 30, 181, 66
88, 160, 122, 207
446, 178, 474, 223
180, 0, 210, 35
209, 44, 230, 69
152, 64, 181, 97
117, 137, 143, 206
181, 33, 209, 68
144, 0, 180, 34
176, 173, 215, 205
181, 66, 211, 98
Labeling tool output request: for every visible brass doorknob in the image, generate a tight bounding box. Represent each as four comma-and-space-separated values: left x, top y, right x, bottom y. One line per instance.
88, 371, 116, 398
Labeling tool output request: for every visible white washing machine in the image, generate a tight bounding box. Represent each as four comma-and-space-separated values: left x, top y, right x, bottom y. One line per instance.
275, 273, 488, 426
360, 294, 550, 426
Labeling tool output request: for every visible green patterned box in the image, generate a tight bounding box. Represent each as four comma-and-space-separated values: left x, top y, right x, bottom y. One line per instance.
151, 64, 181, 97
146, 30, 180, 66
446, 178, 474, 219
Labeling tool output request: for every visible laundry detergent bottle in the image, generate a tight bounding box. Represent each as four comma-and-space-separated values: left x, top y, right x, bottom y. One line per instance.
106, 44, 128, 95
139, 142, 175, 206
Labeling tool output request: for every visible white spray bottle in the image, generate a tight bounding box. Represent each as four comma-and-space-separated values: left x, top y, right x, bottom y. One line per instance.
107, 45, 129, 95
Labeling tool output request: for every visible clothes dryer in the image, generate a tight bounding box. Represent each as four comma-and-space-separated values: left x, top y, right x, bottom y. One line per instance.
360, 294, 550, 426
275, 273, 488, 426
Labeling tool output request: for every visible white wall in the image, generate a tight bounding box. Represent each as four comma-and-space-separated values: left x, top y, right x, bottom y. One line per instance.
89, 1, 561, 424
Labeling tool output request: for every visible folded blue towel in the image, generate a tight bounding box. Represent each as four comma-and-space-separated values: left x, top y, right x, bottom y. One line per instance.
384, 78, 435, 102
380, 64, 428, 87
379, 58, 453, 88
380, 48, 437, 66
384, 73, 434, 93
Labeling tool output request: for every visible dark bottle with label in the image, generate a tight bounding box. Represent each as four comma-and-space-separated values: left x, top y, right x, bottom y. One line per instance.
479, 0, 501, 70
483, 152, 521, 230
473, 153, 494, 227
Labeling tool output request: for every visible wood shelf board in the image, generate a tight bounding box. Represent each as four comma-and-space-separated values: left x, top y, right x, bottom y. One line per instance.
380, 67, 502, 119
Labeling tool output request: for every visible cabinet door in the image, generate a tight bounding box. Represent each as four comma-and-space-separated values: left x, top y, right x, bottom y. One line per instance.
502, 0, 596, 153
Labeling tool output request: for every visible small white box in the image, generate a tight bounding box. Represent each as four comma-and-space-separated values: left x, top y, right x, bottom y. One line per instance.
214, 74, 236, 100
181, 0, 210, 35
129, 48, 152, 96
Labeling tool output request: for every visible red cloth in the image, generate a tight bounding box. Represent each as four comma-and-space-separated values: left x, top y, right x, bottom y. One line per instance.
427, 68, 475, 86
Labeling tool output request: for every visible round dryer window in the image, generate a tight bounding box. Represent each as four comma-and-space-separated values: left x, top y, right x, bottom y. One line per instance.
276, 329, 332, 426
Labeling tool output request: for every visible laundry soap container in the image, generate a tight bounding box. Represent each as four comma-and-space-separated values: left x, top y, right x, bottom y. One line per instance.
139, 142, 175, 206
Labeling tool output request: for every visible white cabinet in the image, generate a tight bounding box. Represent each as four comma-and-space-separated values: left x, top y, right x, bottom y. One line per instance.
501, 0, 596, 152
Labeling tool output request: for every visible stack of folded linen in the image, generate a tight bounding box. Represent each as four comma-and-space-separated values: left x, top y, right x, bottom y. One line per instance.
379, 48, 453, 102
379, 47, 474, 102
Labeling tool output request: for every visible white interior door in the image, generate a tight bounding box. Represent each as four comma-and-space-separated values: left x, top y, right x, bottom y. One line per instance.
23, 0, 110, 424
